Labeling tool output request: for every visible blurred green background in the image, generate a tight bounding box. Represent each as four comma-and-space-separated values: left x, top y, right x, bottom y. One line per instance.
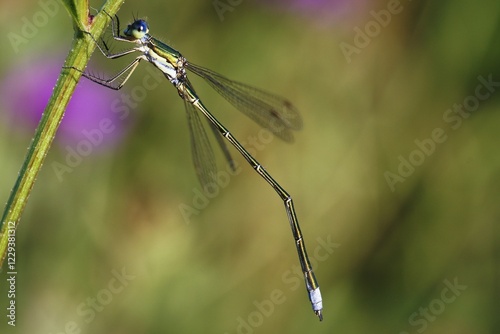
1, 0, 499, 333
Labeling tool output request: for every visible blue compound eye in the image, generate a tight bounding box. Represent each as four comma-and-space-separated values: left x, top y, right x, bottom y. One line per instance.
134, 20, 148, 33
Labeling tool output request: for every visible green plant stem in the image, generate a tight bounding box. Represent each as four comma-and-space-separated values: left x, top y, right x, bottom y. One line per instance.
0, 0, 124, 268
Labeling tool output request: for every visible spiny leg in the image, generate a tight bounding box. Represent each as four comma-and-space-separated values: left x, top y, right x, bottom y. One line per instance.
68, 56, 144, 90
64, 12, 140, 80
81, 10, 138, 60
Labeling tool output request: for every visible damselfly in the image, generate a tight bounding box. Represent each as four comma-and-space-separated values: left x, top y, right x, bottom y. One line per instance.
69, 12, 323, 320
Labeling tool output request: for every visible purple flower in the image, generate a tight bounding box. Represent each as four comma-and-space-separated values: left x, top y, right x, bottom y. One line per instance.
1, 54, 133, 153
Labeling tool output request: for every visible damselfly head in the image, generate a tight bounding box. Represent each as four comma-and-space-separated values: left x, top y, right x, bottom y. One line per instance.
124, 19, 149, 40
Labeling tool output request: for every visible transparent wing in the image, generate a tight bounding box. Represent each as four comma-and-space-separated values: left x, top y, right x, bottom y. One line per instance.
186, 62, 302, 142
206, 120, 236, 172
184, 79, 236, 188
184, 98, 218, 189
